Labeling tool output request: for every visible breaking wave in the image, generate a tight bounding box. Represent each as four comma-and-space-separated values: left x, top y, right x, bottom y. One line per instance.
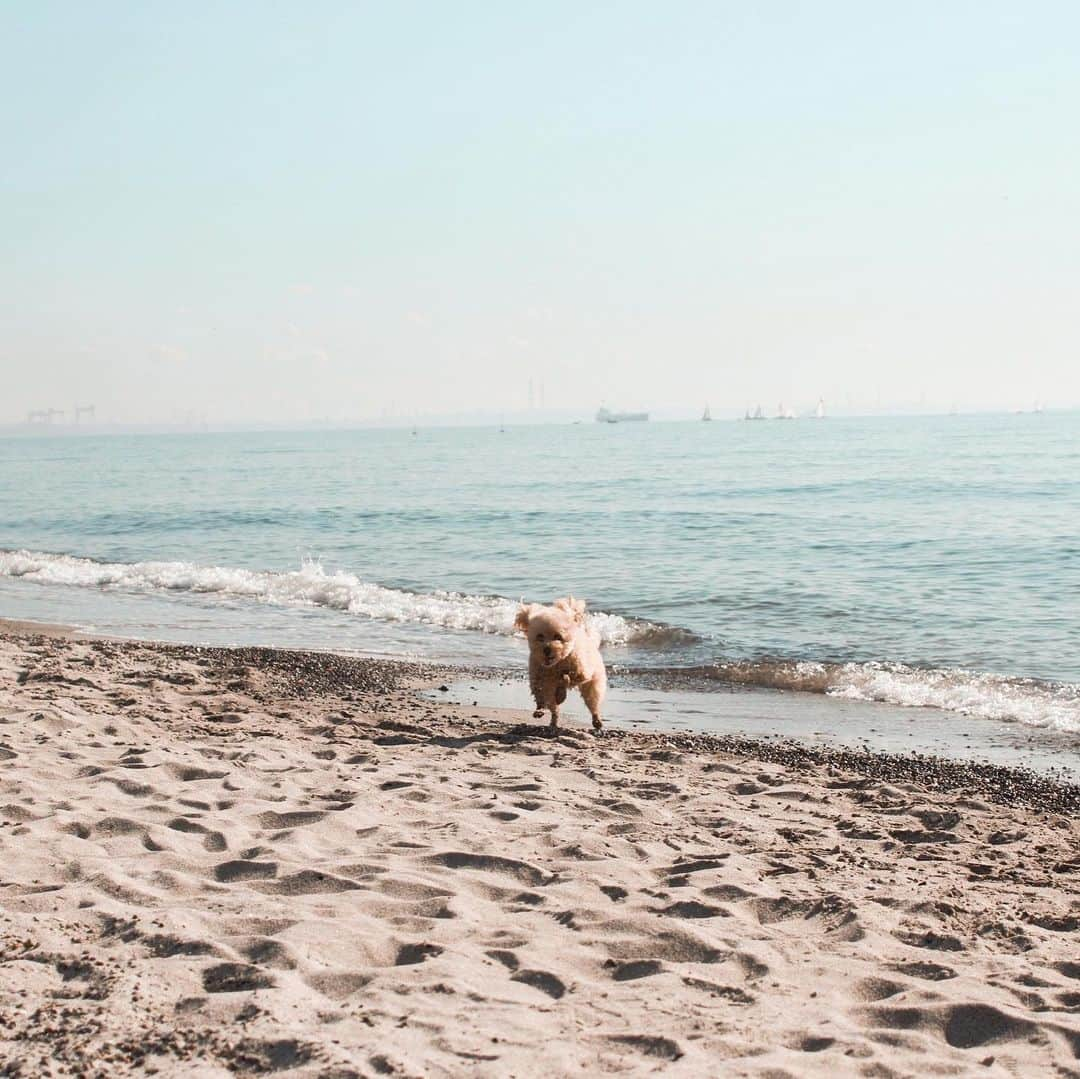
0, 549, 677, 647
4, 548, 1076, 735
688, 659, 1080, 735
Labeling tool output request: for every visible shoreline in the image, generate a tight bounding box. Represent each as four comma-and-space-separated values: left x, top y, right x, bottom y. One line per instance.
1, 625, 1078, 1074
5, 615, 1076, 810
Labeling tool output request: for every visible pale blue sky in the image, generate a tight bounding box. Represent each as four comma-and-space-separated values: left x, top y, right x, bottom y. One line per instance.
3, 2, 1079, 423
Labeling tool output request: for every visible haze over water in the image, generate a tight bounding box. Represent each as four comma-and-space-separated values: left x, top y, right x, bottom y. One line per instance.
3, 413, 1078, 740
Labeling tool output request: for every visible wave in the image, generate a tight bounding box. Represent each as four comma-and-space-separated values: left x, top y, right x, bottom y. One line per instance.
5, 548, 1076, 735
681, 659, 1080, 735
0, 549, 675, 646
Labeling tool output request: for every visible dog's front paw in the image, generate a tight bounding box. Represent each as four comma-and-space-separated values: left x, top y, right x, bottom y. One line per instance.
532, 709, 545, 719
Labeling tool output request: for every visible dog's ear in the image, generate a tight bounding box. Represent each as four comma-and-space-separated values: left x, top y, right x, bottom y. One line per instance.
514, 603, 534, 633
557, 595, 588, 624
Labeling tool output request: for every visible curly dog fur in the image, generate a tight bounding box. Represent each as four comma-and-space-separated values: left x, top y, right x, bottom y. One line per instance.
515, 596, 607, 731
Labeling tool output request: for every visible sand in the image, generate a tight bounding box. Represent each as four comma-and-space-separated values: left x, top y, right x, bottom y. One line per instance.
0, 626, 1077, 1077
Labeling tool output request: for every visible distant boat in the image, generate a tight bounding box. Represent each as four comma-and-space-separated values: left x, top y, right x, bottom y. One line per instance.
814, 398, 826, 419
744, 405, 766, 421
596, 407, 649, 423
1033, 400, 1045, 414
701, 404, 712, 422
776, 402, 796, 420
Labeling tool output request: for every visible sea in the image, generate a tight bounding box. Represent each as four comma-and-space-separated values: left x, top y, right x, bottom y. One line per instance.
3, 414, 1078, 775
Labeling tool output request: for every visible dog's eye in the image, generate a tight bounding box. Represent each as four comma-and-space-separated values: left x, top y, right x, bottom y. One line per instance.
535, 633, 544, 642
552, 634, 563, 642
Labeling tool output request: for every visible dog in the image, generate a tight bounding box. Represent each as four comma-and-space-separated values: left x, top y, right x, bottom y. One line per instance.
514, 596, 607, 731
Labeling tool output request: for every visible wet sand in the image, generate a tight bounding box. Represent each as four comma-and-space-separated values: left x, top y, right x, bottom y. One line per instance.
437, 673, 1080, 781
1, 625, 1077, 1076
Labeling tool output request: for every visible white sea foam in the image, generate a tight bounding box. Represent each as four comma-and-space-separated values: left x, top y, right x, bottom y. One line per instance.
827, 662, 1080, 735
703, 658, 1080, 734
0, 549, 654, 645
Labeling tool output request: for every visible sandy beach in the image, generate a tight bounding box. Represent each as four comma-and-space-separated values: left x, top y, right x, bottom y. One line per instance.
1, 625, 1077, 1077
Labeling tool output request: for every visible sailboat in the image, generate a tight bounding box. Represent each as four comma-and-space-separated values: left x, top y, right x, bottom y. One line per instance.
776, 402, 796, 420
814, 398, 826, 419
701, 404, 712, 422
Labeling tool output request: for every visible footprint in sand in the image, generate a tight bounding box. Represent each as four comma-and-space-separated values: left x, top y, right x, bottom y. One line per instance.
256, 809, 327, 828
304, 971, 373, 1000
264, 870, 362, 895
166, 817, 227, 851
789, 1035, 836, 1053
213, 860, 278, 883
659, 856, 730, 884
426, 851, 551, 887
143, 934, 219, 958
859, 1001, 1038, 1052
606, 1035, 683, 1061
395, 942, 443, 965
239, 939, 297, 969
600, 885, 628, 901
201, 963, 275, 993
105, 777, 156, 797
219, 1039, 315, 1073
485, 949, 519, 971
853, 977, 908, 1001
168, 764, 227, 781
608, 959, 664, 982
681, 977, 755, 1004
511, 969, 566, 999
91, 816, 143, 836
653, 900, 730, 920
888, 960, 957, 981
892, 929, 965, 952
604, 929, 726, 966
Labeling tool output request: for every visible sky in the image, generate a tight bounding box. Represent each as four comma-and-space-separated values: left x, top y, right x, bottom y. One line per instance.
2, 2, 1079, 425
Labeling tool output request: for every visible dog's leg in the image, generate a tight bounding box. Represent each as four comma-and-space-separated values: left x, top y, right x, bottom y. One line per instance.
534, 686, 559, 729
533, 686, 554, 721
548, 675, 573, 730
529, 660, 546, 719
580, 678, 604, 732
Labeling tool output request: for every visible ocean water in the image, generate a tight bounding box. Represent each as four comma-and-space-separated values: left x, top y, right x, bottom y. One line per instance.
2, 414, 1079, 745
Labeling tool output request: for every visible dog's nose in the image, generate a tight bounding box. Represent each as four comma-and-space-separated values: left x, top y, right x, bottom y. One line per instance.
543, 646, 553, 659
